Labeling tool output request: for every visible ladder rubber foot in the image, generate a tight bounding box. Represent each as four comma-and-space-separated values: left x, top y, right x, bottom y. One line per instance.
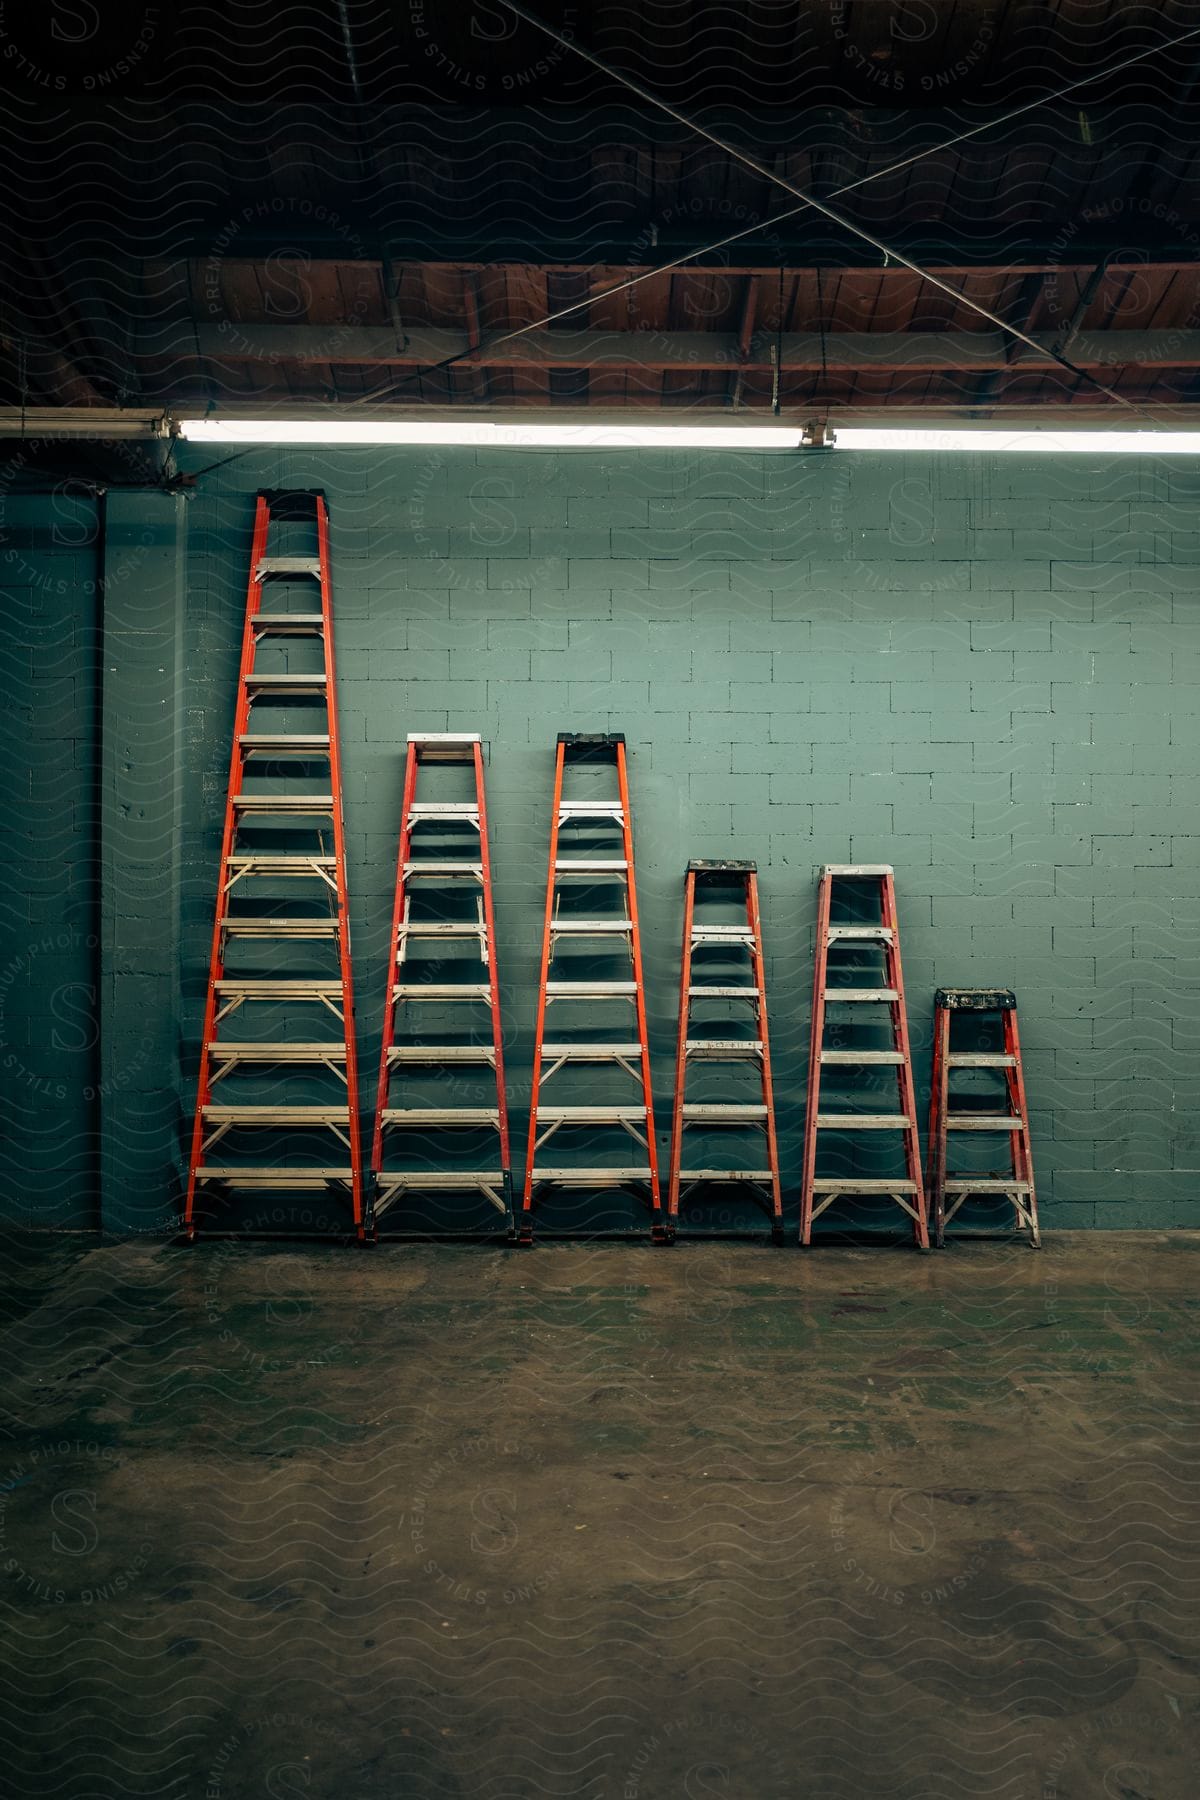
771, 1226, 785, 1246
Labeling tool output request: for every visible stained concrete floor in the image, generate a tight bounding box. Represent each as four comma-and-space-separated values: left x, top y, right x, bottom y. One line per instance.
0, 1231, 1196, 1798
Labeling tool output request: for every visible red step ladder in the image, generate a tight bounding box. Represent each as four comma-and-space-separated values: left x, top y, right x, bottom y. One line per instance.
667, 861, 783, 1243
927, 988, 1040, 1247
184, 490, 364, 1241
368, 733, 512, 1236
799, 864, 928, 1249
520, 733, 663, 1244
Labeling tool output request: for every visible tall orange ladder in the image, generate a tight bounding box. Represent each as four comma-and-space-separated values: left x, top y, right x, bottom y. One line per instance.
184, 490, 364, 1240
368, 733, 512, 1236
667, 861, 783, 1243
799, 865, 928, 1249
927, 988, 1040, 1247
519, 733, 664, 1244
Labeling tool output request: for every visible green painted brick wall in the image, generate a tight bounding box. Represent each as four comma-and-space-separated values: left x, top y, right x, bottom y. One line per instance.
4, 444, 1197, 1230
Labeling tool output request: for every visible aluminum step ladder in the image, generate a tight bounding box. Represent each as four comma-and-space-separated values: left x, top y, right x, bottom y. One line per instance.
184, 490, 364, 1240
927, 987, 1040, 1247
667, 861, 783, 1243
368, 733, 512, 1235
520, 733, 663, 1244
799, 865, 928, 1249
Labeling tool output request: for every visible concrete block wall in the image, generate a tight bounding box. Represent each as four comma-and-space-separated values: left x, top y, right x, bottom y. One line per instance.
172, 444, 1199, 1234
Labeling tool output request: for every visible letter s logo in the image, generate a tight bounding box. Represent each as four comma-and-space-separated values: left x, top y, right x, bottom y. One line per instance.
470, 1488, 518, 1557
50, 983, 98, 1053
266, 1764, 311, 1799
51, 1489, 99, 1557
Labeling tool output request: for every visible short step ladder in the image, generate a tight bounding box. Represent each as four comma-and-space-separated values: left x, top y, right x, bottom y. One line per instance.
184, 490, 364, 1240
520, 733, 663, 1244
368, 733, 512, 1235
927, 988, 1040, 1248
799, 865, 928, 1249
667, 861, 783, 1243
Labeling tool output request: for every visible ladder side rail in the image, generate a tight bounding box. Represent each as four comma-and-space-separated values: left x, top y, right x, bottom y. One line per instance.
1005, 1005, 1040, 1243
521, 739, 567, 1220
475, 741, 512, 1196
370, 741, 419, 1184
881, 874, 929, 1248
929, 1001, 951, 1248
799, 871, 832, 1245
184, 495, 271, 1235
666, 868, 697, 1226
317, 498, 364, 1236
746, 871, 783, 1229
617, 741, 662, 1222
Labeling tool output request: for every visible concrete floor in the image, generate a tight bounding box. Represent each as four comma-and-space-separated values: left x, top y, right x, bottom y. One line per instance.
0, 1232, 1196, 1798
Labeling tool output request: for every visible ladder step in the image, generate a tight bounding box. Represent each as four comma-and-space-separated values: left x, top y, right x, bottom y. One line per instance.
214, 980, 343, 998
404, 861, 482, 878
409, 731, 480, 752
532, 1168, 652, 1185
232, 793, 333, 810
947, 1053, 1018, 1068
554, 859, 629, 874
244, 673, 327, 690
687, 985, 758, 998
691, 926, 754, 942
387, 1045, 496, 1064
381, 1108, 500, 1126
409, 802, 480, 819
375, 1171, 506, 1191
681, 1104, 769, 1119
536, 1106, 648, 1122
203, 1106, 350, 1124
225, 854, 336, 871
397, 922, 484, 937
252, 614, 325, 633
552, 919, 633, 934
811, 1178, 919, 1193
559, 801, 623, 817
945, 1114, 1025, 1130
827, 925, 894, 943
197, 1167, 353, 1186
679, 1168, 775, 1182
816, 1113, 915, 1129
824, 988, 899, 1002
820, 1049, 904, 1065
684, 1039, 763, 1057
222, 918, 338, 936
240, 734, 330, 753
207, 1042, 345, 1062
393, 983, 492, 1000
546, 981, 637, 996
824, 864, 894, 876
943, 1178, 1034, 1192
540, 1043, 644, 1058
255, 555, 321, 579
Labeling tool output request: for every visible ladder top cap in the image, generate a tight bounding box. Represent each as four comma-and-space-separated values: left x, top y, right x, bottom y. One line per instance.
688, 858, 757, 874
823, 863, 893, 876
408, 732, 481, 744
558, 731, 624, 747
936, 986, 1017, 1010
259, 488, 325, 515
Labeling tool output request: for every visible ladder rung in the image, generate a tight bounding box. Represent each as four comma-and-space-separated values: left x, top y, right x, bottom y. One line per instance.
222, 918, 338, 935
687, 985, 758, 998
393, 984, 491, 1000
681, 1104, 769, 1120
551, 920, 633, 934
536, 1106, 649, 1122
386, 1046, 496, 1064
554, 860, 628, 874
214, 980, 343, 998
546, 981, 637, 995
409, 802, 480, 818
197, 1166, 353, 1186
692, 927, 754, 942
203, 1106, 350, 1124
375, 1171, 506, 1190
815, 1113, 914, 1129
944, 1115, 1025, 1130
540, 1043, 644, 1058
232, 793, 333, 810
531, 1168, 651, 1184
404, 861, 482, 878
255, 556, 321, 579
409, 731, 480, 748
397, 922, 484, 937
679, 1168, 775, 1182
243, 673, 327, 689
947, 1053, 1018, 1068
224, 854, 336, 871
824, 864, 894, 877
240, 734, 330, 752
827, 925, 894, 943
942, 1178, 1034, 1192
381, 1108, 500, 1126
253, 614, 325, 633
823, 988, 899, 1002
684, 1040, 763, 1057
559, 801, 623, 817
810, 1178, 918, 1193
820, 1050, 904, 1065
207, 1042, 345, 1062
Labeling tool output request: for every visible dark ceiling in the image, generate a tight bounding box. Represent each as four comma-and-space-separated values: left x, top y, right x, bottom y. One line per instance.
3, 0, 1200, 427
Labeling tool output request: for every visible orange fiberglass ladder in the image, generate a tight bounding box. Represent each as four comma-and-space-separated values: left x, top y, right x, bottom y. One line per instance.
519, 733, 664, 1244
799, 864, 928, 1250
927, 987, 1040, 1248
667, 861, 783, 1243
368, 733, 512, 1237
184, 490, 364, 1241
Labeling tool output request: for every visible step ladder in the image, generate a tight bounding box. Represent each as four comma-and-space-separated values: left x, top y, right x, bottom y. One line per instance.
368, 733, 512, 1235
519, 733, 663, 1244
799, 865, 928, 1249
927, 988, 1040, 1248
184, 490, 364, 1240
667, 861, 783, 1243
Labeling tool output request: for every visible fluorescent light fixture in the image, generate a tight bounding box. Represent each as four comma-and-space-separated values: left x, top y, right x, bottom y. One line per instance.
177, 417, 1200, 454
835, 427, 1200, 454
178, 418, 804, 449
